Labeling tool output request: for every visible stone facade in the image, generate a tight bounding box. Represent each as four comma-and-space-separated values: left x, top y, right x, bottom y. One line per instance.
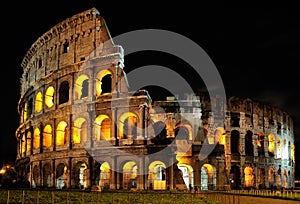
15, 7, 295, 191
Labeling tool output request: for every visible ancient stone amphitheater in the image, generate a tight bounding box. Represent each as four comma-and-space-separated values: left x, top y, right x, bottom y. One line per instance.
15, 7, 295, 191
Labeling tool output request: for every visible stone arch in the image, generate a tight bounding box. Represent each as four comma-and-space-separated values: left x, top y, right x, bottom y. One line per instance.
35, 91, 43, 113
177, 163, 194, 189
43, 124, 52, 148
268, 167, 275, 187
56, 163, 67, 189
245, 130, 254, 156
45, 86, 55, 108
73, 161, 88, 189
119, 112, 138, 139
73, 117, 88, 143
148, 161, 167, 190
201, 164, 217, 190
95, 70, 113, 96
74, 74, 89, 99
230, 130, 240, 154
56, 120, 68, 146
268, 134, 275, 156
230, 165, 241, 189
32, 165, 40, 188
33, 128, 40, 150
244, 166, 254, 188
214, 127, 226, 145
258, 168, 265, 189
42, 163, 52, 187
58, 80, 69, 104
175, 120, 193, 140
121, 161, 138, 190
94, 114, 111, 141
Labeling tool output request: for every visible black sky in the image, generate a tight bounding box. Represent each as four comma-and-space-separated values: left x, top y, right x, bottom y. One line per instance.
1, 2, 299, 176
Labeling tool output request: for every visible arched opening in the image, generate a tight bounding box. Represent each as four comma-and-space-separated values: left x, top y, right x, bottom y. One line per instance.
177, 164, 194, 189
244, 166, 254, 188
26, 131, 31, 154
153, 121, 167, 140
73, 118, 88, 143
258, 168, 265, 189
95, 162, 111, 190
283, 169, 288, 189
230, 130, 240, 154
257, 132, 265, 156
230, 165, 241, 189
42, 164, 51, 187
32, 165, 39, 188
122, 161, 137, 190
74, 162, 88, 189
45, 86, 54, 108
214, 127, 226, 145
75, 75, 89, 99
21, 134, 26, 157
175, 126, 189, 140
59, 81, 69, 104
96, 70, 112, 96
119, 112, 137, 139
56, 121, 68, 146
94, 115, 111, 141
101, 74, 112, 94
33, 128, 40, 150
201, 164, 216, 190
35, 91, 43, 113
245, 130, 253, 156
268, 134, 275, 156
43, 125, 52, 148
148, 161, 166, 190
56, 164, 67, 189
276, 168, 282, 188
268, 168, 275, 187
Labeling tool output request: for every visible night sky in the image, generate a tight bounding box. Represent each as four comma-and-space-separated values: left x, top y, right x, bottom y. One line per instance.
1, 2, 299, 177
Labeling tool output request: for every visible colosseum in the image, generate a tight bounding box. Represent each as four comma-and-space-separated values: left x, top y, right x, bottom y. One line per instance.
15, 7, 295, 191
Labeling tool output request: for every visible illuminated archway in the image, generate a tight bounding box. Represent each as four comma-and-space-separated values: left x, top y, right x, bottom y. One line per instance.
122, 161, 137, 189
119, 112, 137, 139
94, 115, 111, 141
75, 75, 89, 99
35, 91, 43, 113
201, 164, 216, 190
175, 121, 193, 140
74, 162, 88, 189
257, 132, 265, 156
56, 121, 68, 145
148, 161, 167, 190
214, 127, 226, 145
268, 168, 275, 186
21, 134, 26, 156
177, 163, 194, 189
45, 86, 54, 108
244, 166, 254, 188
43, 125, 52, 147
33, 128, 40, 149
56, 164, 67, 189
97, 162, 111, 189
73, 118, 88, 143
268, 134, 275, 155
96, 70, 112, 96
26, 131, 31, 154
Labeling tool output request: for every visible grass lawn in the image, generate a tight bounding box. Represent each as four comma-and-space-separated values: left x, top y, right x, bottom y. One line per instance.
0, 189, 220, 204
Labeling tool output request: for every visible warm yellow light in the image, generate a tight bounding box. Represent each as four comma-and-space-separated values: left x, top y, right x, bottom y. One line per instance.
33, 128, 40, 149
43, 124, 52, 147
26, 132, 31, 152
268, 134, 275, 153
94, 115, 110, 141
73, 118, 87, 143
96, 70, 112, 96
35, 92, 43, 113
75, 75, 89, 99
215, 127, 226, 145
23, 103, 27, 121
123, 161, 137, 179
21, 135, 26, 154
244, 166, 254, 187
45, 86, 54, 108
56, 121, 68, 145
119, 112, 137, 139
0, 169, 5, 174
